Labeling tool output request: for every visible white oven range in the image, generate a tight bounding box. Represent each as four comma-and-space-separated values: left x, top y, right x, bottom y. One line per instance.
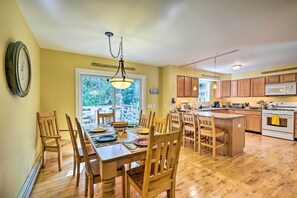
262, 102, 297, 141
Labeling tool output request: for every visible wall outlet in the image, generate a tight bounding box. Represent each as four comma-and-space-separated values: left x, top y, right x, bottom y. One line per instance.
238, 123, 241, 128
148, 104, 153, 108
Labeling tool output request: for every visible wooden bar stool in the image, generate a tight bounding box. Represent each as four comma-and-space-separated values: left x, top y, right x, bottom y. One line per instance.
183, 113, 198, 151
197, 115, 226, 160
169, 112, 182, 132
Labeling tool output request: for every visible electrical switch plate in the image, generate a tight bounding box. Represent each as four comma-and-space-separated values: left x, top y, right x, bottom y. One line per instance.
238, 123, 241, 128
148, 104, 153, 108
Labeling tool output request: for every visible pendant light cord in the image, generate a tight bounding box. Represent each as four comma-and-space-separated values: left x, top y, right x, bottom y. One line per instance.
108, 35, 123, 59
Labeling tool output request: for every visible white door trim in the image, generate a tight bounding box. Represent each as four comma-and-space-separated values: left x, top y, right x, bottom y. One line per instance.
75, 68, 146, 122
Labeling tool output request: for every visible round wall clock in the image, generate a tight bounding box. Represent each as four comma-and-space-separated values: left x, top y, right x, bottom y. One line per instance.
5, 41, 31, 97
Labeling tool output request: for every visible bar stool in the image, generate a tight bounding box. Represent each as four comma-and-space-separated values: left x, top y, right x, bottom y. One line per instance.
183, 113, 198, 151
197, 115, 226, 160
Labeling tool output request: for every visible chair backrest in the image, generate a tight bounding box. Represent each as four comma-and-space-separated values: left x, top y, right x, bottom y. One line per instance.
169, 112, 182, 132
197, 115, 215, 132
142, 123, 184, 193
97, 109, 115, 125
138, 110, 154, 128
37, 111, 60, 138
152, 114, 169, 133
75, 118, 93, 177
183, 113, 196, 131
66, 114, 79, 157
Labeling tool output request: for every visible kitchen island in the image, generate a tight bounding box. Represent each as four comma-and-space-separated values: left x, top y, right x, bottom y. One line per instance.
194, 111, 246, 157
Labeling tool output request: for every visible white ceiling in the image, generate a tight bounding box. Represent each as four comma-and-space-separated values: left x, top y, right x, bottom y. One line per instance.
17, 0, 297, 74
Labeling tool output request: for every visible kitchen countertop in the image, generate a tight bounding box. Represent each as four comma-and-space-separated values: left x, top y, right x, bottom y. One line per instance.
196, 107, 262, 112
194, 111, 246, 119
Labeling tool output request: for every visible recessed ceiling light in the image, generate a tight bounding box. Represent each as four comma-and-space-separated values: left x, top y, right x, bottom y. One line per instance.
232, 64, 242, 70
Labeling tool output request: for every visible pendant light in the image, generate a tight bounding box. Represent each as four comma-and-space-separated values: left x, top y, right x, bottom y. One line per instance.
212, 57, 217, 89
105, 32, 133, 89
193, 63, 197, 91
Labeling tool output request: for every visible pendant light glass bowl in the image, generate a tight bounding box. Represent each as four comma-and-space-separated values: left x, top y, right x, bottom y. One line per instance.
109, 78, 133, 89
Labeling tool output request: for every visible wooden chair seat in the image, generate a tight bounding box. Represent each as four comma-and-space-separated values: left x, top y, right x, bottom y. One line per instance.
78, 145, 96, 159
126, 164, 172, 191
45, 139, 72, 148
200, 127, 225, 135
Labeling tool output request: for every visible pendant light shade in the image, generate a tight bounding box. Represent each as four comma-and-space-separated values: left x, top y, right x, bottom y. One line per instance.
105, 32, 133, 89
213, 82, 217, 89
193, 86, 197, 91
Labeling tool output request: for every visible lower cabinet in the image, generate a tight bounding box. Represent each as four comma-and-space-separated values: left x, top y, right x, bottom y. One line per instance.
233, 110, 262, 133
295, 113, 297, 139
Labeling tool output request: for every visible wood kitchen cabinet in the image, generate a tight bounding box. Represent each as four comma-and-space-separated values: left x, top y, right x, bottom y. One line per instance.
237, 79, 251, 97
295, 112, 297, 139
214, 81, 221, 98
234, 110, 262, 133
184, 76, 192, 97
266, 75, 279, 84
177, 76, 185, 97
231, 80, 238, 97
221, 80, 231, 97
280, 73, 296, 83
177, 75, 198, 97
251, 77, 265, 97
191, 78, 198, 97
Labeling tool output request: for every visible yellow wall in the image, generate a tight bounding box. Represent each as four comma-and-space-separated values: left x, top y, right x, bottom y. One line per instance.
0, 1, 40, 197
220, 64, 297, 106
161, 66, 228, 117
40, 49, 161, 128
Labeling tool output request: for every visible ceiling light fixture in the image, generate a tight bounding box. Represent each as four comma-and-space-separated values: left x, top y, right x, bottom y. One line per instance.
232, 64, 242, 70
105, 32, 133, 89
213, 57, 217, 90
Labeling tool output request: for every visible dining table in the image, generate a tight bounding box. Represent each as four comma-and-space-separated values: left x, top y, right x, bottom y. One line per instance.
84, 125, 150, 198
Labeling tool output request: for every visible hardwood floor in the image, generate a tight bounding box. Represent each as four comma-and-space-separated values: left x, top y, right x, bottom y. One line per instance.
31, 133, 297, 197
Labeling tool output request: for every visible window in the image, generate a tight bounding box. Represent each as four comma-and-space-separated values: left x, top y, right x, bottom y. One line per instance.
199, 80, 210, 101
76, 69, 146, 126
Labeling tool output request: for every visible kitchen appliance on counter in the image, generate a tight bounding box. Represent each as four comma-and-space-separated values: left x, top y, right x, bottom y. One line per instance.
265, 82, 297, 96
262, 102, 297, 140
180, 101, 190, 111
231, 103, 243, 108
213, 101, 221, 108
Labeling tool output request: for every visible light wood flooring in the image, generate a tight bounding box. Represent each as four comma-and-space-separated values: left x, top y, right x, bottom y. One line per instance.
31, 133, 297, 198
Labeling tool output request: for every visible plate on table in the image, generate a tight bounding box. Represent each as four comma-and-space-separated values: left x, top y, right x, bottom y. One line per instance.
90, 127, 107, 133
95, 134, 117, 142
134, 137, 148, 147
137, 128, 149, 135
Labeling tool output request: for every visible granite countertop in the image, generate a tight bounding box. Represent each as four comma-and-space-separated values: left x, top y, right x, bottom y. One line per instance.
197, 107, 262, 112
194, 111, 246, 119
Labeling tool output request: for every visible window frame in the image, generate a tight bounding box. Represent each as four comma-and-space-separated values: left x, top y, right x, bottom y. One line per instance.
75, 68, 146, 123
198, 79, 211, 102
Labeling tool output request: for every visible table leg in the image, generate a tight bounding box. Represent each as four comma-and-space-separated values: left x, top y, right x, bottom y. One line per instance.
100, 161, 117, 198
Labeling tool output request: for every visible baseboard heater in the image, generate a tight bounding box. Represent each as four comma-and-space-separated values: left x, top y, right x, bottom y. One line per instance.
17, 154, 42, 198
91, 62, 135, 71
261, 66, 297, 74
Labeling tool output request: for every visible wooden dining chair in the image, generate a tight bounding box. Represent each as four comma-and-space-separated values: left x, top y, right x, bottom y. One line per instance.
66, 114, 97, 187
97, 109, 115, 125
138, 110, 154, 128
197, 115, 226, 160
75, 118, 125, 198
37, 111, 72, 171
152, 113, 169, 133
126, 124, 184, 198
169, 112, 182, 132
183, 113, 198, 151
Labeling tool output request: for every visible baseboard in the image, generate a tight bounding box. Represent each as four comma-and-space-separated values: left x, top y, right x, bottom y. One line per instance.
18, 154, 42, 198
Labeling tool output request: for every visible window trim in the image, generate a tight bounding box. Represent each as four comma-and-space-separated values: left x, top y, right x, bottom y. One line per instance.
75, 68, 146, 123
199, 80, 211, 102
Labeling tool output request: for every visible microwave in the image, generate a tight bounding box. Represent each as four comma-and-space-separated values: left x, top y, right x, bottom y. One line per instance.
265, 82, 297, 96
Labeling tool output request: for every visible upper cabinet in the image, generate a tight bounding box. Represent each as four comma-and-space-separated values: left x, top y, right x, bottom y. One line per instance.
251, 77, 265, 97
214, 81, 221, 98
266, 75, 279, 84
238, 79, 251, 97
231, 80, 238, 97
221, 80, 231, 98
191, 78, 198, 97
280, 73, 296, 83
176, 75, 198, 98
177, 76, 185, 97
